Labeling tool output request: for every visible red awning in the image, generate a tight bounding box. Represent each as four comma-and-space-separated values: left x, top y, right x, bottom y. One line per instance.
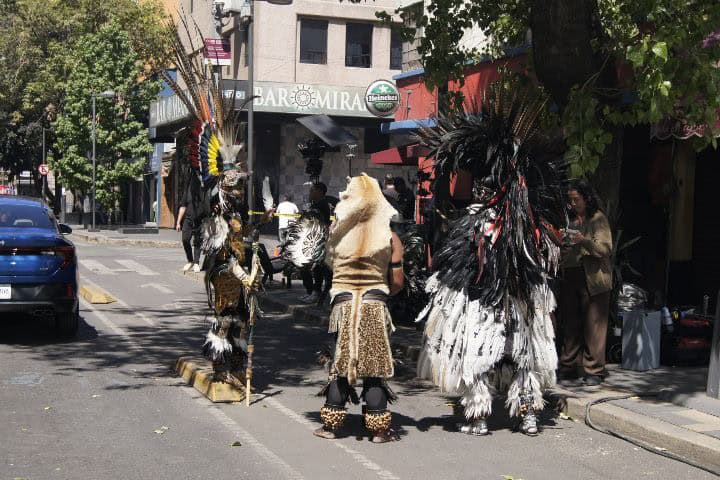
370, 144, 431, 165
371, 147, 409, 165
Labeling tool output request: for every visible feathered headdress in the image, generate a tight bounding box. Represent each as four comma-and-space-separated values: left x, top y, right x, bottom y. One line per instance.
416, 82, 567, 309
160, 15, 253, 185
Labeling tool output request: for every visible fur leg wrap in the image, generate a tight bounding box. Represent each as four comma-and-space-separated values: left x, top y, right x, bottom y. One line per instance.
460, 376, 493, 420
506, 369, 545, 418
320, 405, 347, 431
364, 410, 392, 435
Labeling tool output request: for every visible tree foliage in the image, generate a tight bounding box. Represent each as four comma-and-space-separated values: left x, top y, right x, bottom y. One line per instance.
52, 20, 161, 212
381, 0, 720, 178
0, 0, 171, 182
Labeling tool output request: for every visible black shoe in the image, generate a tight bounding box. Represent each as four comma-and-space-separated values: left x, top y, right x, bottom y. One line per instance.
583, 375, 603, 386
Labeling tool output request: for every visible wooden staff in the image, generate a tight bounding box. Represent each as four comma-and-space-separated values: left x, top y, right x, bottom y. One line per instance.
245, 241, 261, 406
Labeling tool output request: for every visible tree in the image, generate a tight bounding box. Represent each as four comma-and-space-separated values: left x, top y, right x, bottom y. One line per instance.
380, 1, 720, 200
52, 20, 161, 214
0, 0, 171, 180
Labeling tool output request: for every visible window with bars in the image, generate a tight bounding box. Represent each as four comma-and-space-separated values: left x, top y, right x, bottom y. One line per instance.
299, 18, 328, 65
345, 22, 373, 68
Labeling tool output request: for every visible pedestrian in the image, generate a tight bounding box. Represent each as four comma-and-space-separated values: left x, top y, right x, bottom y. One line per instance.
393, 177, 414, 222
176, 174, 204, 273
276, 194, 299, 244
313, 174, 403, 443
82, 194, 91, 229
300, 182, 333, 304
558, 179, 613, 386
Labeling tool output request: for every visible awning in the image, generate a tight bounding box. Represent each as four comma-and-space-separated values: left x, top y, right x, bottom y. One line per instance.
380, 118, 436, 135
370, 144, 432, 165
297, 114, 358, 147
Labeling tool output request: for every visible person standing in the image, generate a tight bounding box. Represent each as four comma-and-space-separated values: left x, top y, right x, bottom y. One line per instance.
176, 174, 204, 273
276, 194, 299, 244
300, 182, 333, 304
313, 174, 403, 443
559, 179, 613, 386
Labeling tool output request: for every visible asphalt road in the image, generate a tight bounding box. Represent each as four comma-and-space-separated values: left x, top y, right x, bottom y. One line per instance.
0, 240, 715, 480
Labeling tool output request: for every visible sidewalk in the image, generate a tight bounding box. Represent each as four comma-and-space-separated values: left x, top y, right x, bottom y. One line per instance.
67, 224, 281, 252
71, 226, 720, 473
258, 281, 720, 475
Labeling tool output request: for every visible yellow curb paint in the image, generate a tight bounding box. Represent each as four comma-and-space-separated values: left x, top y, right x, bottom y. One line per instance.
79, 285, 116, 304
175, 356, 249, 403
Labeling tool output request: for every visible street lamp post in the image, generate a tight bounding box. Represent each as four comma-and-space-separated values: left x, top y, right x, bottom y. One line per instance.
90, 90, 115, 232
214, 0, 292, 218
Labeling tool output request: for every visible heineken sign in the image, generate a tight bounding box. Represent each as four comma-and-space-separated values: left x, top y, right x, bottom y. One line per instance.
365, 80, 400, 117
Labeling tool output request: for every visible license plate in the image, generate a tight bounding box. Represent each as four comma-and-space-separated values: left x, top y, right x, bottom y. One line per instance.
0, 285, 10, 300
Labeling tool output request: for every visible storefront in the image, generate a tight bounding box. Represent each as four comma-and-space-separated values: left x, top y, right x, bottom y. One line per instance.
149, 80, 415, 230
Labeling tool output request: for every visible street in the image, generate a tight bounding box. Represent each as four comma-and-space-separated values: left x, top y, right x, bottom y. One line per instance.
0, 240, 714, 480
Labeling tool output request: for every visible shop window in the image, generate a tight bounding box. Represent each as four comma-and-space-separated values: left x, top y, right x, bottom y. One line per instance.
299, 18, 328, 65
346, 22, 373, 68
390, 29, 402, 70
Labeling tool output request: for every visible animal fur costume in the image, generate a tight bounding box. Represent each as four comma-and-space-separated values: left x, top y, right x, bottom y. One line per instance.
415, 84, 566, 435
315, 174, 400, 441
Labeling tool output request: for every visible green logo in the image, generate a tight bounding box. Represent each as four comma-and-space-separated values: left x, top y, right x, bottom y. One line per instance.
365, 80, 400, 117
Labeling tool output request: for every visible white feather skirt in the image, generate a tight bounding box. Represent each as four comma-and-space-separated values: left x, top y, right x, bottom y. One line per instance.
417, 273, 557, 417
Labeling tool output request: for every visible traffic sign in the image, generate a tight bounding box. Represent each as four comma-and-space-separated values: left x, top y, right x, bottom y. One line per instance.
38, 164, 49, 176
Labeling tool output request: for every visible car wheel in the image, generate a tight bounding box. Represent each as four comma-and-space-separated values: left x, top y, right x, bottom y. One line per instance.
56, 310, 79, 337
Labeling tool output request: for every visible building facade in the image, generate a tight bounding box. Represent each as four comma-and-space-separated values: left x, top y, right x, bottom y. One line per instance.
151, 0, 415, 228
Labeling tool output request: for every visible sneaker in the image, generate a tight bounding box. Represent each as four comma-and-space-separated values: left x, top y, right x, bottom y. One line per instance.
182, 262, 193, 272
583, 375, 603, 386
519, 412, 538, 436
192, 263, 201, 273
299, 293, 311, 301
457, 418, 488, 436
302, 292, 320, 304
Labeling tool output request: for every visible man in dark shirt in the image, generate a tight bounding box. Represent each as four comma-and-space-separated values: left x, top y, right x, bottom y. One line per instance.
176, 174, 205, 273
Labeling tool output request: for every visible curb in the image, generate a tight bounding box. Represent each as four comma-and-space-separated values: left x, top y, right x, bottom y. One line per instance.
69, 232, 182, 249
79, 284, 116, 304
176, 356, 247, 403
558, 388, 720, 474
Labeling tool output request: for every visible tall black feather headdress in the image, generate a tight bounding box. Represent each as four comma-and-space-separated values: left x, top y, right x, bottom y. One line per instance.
416, 82, 567, 311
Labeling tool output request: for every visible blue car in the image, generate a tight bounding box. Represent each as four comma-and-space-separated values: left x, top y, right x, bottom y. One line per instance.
0, 196, 79, 336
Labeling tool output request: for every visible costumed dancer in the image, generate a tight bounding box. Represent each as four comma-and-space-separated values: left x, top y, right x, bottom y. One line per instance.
160, 16, 272, 383
416, 85, 567, 436
314, 174, 404, 443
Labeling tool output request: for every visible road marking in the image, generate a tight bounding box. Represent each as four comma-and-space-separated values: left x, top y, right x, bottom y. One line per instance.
140, 283, 175, 294
79, 259, 117, 275
115, 259, 159, 276
79, 297, 305, 480
80, 277, 156, 328
265, 397, 400, 480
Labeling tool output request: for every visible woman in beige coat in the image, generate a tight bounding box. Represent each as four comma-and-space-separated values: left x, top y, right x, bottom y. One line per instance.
559, 180, 613, 386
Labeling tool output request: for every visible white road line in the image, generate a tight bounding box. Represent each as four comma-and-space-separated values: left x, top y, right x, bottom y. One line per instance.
140, 283, 175, 294
264, 397, 401, 480
115, 259, 159, 276
79, 259, 117, 275
79, 297, 305, 480
80, 277, 157, 328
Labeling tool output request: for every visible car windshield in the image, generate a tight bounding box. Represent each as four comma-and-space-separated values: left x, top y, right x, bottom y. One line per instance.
0, 203, 55, 229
